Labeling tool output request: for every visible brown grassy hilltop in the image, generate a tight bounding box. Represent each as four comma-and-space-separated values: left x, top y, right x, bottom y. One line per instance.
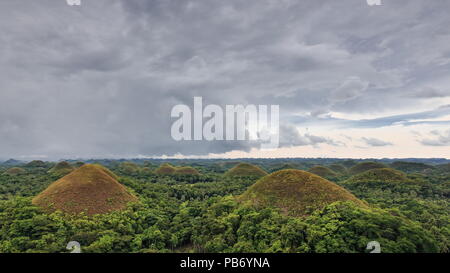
328, 164, 347, 174
4, 167, 26, 176
349, 161, 387, 175
26, 160, 47, 168
48, 161, 75, 176
154, 163, 201, 175
239, 169, 365, 217
155, 163, 177, 175
308, 165, 337, 178
225, 163, 268, 178
346, 168, 413, 184
118, 162, 141, 175
32, 164, 138, 216
174, 166, 201, 175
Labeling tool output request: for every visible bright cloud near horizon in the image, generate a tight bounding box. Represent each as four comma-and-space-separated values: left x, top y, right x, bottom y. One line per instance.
1, 0, 450, 160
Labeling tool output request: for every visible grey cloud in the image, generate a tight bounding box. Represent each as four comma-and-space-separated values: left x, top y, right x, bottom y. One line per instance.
354, 145, 369, 150
408, 87, 450, 98
279, 124, 342, 148
290, 105, 450, 129
420, 130, 450, 146
361, 137, 392, 147
330, 77, 369, 102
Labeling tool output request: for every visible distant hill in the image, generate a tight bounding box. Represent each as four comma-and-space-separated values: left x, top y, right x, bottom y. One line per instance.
154, 163, 201, 176
340, 160, 358, 168
349, 161, 387, 175
118, 162, 141, 175
4, 167, 26, 176
174, 166, 201, 175
73, 162, 85, 168
217, 161, 244, 170
436, 163, 450, 173
390, 161, 434, 173
342, 168, 437, 201
2, 159, 22, 166
141, 167, 153, 174
346, 168, 413, 184
155, 163, 177, 175
25, 160, 47, 168
225, 163, 268, 178
239, 169, 365, 217
32, 164, 138, 215
269, 163, 299, 172
328, 164, 347, 174
308, 166, 337, 179
48, 161, 75, 176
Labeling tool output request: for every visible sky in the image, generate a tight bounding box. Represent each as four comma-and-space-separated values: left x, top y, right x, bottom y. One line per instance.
1, 0, 450, 160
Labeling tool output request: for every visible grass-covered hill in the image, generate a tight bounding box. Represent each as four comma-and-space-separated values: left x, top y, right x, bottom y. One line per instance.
74, 161, 85, 168
155, 163, 177, 175
342, 168, 445, 205
390, 161, 434, 173
308, 166, 337, 179
268, 163, 300, 172
2, 159, 22, 166
340, 160, 358, 168
32, 164, 138, 215
48, 161, 75, 176
436, 163, 450, 173
346, 168, 413, 184
328, 164, 347, 174
217, 161, 244, 170
225, 163, 268, 178
174, 166, 201, 175
154, 163, 201, 176
349, 161, 388, 175
118, 162, 141, 175
25, 160, 48, 168
239, 169, 365, 217
4, 167, 26, 176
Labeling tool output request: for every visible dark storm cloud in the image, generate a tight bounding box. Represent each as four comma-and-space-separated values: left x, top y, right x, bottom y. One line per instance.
1, 0, 450, 159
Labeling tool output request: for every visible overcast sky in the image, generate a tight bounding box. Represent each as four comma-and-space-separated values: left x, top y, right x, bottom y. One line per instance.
1, 0, 450, 160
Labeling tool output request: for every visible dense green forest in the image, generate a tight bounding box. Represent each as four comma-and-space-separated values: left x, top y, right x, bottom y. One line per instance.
0, 159, 448, 253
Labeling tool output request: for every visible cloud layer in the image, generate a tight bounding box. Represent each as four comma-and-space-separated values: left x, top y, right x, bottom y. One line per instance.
0, 0, 450, 159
